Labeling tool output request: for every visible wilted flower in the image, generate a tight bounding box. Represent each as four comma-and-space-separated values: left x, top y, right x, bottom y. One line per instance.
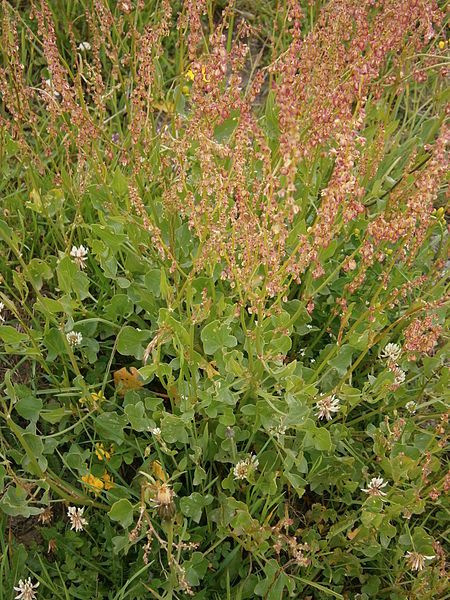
405, 551, 434, 571
225, 426, 235, 439
37, 507, 53, 525
77, 41, 91, 51
361, 477, 388, 497
315, 395, 340, 421
66, 331, 83, 346
150, 482, 176, 520
380, 342, 402, 362
233, 454, 259, 481
67, 506, 88, 532
0, 301, 5, 322
14, 578, 39, 600
70, 245, 89, 269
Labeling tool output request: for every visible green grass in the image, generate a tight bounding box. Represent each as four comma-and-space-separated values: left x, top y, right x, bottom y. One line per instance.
0, 1, 449, 598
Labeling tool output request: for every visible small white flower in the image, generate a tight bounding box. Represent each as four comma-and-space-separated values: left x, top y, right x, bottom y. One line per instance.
405, 551, 434, 571
268, 423, 287, 440
315, 395, 340, 421
233, 454, 259, 481
66, 331, 83, 347
70, 245, 89, 269
361, 477, 388, 497
14, 578, 39, 600
380, 342, 402, 362
405, 401, 417, 414
391, 365, 406, 385
67, 506, 88, 532
77, 41, 91, 51
150, 427, 161, 436
306, 324, 313, 330
0, 301, 5, 322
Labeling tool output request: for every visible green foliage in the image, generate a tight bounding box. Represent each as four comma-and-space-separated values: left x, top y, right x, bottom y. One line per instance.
0, 0, 449, 599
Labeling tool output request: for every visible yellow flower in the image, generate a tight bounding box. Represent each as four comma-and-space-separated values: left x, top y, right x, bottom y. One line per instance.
201, 65, 210, 83
185, 68, 195, 81
81, 473, 104, 494
79, 390, 105, 407
95, 442, 113, 462
102, 472, 114, 490
438, 40, 447, 50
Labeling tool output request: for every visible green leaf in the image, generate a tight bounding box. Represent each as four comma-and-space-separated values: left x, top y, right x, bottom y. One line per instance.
160, 413, 189, 444
91, 223, 127, 252
313, 427, 332, 451
124, 401, 152, 432
180, 492, 213, 524
56, 256, 90, 299
27, 258, 53, 290
95, 412, 127, 445
104, 294, 133, 321
0, 485, 42, 517
15, 395, 43, 421
108, 499, 134, 528
43, 328, 66, 361
329, 344, 354, 376
201, 320, 237, 355
0, 326, 28, 345
116, 326, 152, 360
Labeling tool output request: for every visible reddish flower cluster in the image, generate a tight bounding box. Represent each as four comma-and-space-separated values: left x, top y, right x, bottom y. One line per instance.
0, 1, 446, 309
403, 315, 442, 360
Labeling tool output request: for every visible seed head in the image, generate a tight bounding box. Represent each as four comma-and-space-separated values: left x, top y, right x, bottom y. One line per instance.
405, 551, 434, 571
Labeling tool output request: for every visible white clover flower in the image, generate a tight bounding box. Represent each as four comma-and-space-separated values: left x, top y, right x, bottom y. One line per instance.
150, 427, 161, 436
405, 551, 434, 571
67, 506, 88, 532
14, 578, 39, 600
0, 301, 5, 322
77, 41, 91, 51
70, 245, 89, 269
380, 342, 402, 362
66, 331, 83, 347
361, 477, 388, 497
315, 395, 340, 421
405, 401, 417, 414
233, 454, 259, 481
268, 423, 287, 441
391, 365, 406, 385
